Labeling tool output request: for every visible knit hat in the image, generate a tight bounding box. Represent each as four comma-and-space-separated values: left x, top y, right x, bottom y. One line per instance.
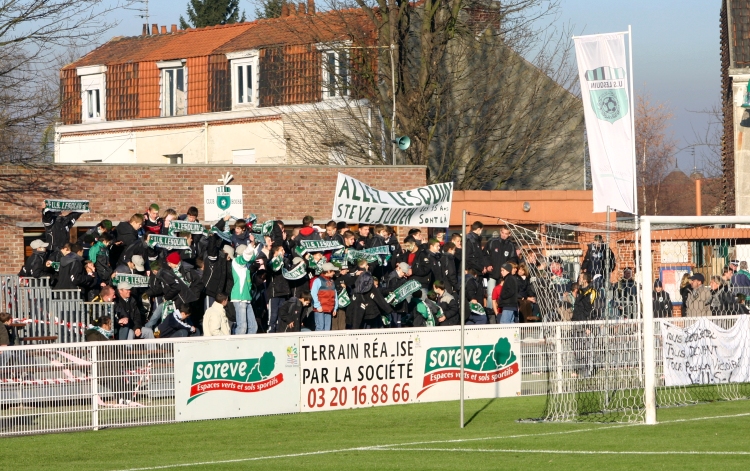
166, 252, 181, 265
501, 262, 513, 273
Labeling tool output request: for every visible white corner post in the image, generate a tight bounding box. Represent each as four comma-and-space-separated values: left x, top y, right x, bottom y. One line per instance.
460, 209, 466, 428
640, 217, 656, 424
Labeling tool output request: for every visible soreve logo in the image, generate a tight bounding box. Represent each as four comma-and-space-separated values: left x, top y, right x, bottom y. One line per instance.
188, 352, 282, 403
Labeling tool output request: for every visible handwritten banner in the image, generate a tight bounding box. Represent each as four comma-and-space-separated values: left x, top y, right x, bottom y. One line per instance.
661, 316, 750, 386
331, 173, 452, 227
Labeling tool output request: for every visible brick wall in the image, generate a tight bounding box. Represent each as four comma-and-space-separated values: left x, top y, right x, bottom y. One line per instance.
0, 164, 426, 273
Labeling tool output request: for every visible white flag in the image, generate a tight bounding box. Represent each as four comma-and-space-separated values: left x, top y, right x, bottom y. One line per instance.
574, 33, 635, 214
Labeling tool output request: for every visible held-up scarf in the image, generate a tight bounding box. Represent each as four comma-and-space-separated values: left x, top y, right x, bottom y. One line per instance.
44, 199, 90, 213
385, 279, 422, 305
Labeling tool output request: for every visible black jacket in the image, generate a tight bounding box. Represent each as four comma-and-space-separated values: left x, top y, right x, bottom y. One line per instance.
441, 252, 458, 294
465, 274, 483, 304
465, 232, 486, 273
412, 248, 440, 288
115, 294, 144, 330
115, 221, 139, 246
158, 312, 192, 338
348, 287, 393, 327
42, 209, 82, 251
572, 285, 597, 321
438, 291, 460, 326
160, 264, 204, 304
485, 237, 518, 280
653, 290, 673, 318
266, 257, 291, 299
278, 297, 305, 332
498, 273, 518, 309
55, 253, 89, 291
582, 243, 616, 276
18, 251, 51, 278
203, 221, 231, 298
381, 270, 409, 313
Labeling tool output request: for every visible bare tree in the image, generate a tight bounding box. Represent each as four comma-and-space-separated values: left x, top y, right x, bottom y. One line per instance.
266, 0, 584, 189
0, 1, 128, 162
634, 92, 678, 215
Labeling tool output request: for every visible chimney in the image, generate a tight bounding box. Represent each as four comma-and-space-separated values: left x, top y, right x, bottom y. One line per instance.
171, 24, 177, 33
289, 3, 297, 15
281, 2, 289, 17
160, 25, 167, 34
307, 0, 315, 14
151, 24, 158, 35
299, 2, 306, 14
142, 24, 149, 36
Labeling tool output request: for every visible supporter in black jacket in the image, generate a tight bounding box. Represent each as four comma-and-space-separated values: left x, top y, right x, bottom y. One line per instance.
42, 208, 82, 252
158, 302, 195, 338
653, 280, 673, 318
497, 263, 518, 323
112, 214, 143, 266
465, 269, 483, 305
465, 222, 487, 274
441, 243, 459, 294
484, 229, 518, 280
160, 252, 203, 304
278, 294, 313, 332
267, 245, 291, 333
18, 240, 52, 278
203, 216, 232, 303
572, 274, 597, 322
381, 262, 410, 320
434, 280, 460, 325
348, 271, 393, 329
114, 282, 145, 340
55, 244, 92, 294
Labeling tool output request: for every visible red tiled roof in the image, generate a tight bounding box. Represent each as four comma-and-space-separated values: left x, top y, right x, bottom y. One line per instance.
64, 10, 375, 71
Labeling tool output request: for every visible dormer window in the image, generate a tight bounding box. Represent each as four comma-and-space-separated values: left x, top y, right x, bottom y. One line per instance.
322, 49, 349, 99
77, 65, 106, 123
157, 60, 187, 117
227, 51, 259, 108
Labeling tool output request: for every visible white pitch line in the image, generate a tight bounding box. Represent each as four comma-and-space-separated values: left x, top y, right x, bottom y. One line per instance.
374, 447, 750, 456
109, 410, 750, 471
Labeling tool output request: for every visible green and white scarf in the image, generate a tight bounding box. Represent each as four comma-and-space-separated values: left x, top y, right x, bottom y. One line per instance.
282, 261, 307, 280
270, 255, 284, 272
210, 226, 233, 243
148, 235, 190, 250
385, 279, 422, 305
50, 262, 60, 272
87, 325, 113, 339
251, 220, 274, 236
469, 302, 486, 316
169, 220, 206, 236
308, 257, 325, 275
337, 288, 351, 308
45, 199, 90, 213
112, 274, 149, 288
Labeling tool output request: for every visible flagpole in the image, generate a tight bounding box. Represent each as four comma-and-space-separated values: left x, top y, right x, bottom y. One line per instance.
460, 209, 466, 428
629, 25, 638, 217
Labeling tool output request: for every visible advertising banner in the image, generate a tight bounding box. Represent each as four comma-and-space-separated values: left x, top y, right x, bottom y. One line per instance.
661, 316, 750, 386
204, 185, 243, 221
299, 327, 520, 412
573, 33, 635, 213
331, 173, 452, 227
174, 337, 301, 421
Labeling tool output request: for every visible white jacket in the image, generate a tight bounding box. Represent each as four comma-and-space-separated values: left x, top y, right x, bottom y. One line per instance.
203, 302, 231, 336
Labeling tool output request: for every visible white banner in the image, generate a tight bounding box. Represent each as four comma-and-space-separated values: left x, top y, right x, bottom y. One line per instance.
203, 185, 243, 221
299, 327, 520, 412
661, 316, 750, 386
174, 337, 300, 421
574, 33, 635, 214
332, 173, 452, 227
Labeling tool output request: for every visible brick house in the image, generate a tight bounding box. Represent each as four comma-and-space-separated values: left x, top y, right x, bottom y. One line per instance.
56, 2, 376, 165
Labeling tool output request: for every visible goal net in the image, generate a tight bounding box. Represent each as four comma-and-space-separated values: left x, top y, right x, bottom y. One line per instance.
498, 216, 750, 423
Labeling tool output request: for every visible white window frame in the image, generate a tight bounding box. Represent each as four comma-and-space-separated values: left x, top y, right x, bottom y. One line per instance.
317, 43, 351, 100
77, 65, 106, 123
157, 60, 187, 117
227, 50, 259, 109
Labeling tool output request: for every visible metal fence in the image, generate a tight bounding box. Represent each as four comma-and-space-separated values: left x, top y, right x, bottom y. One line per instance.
2, 317, 739, 437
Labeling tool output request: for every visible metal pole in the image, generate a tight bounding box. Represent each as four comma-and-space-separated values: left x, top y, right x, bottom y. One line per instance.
640, 218, 656, 424
460, 210, 466, 428
605, 206, 611, 318
91, 345, 99, 431
389, 43, 397, 165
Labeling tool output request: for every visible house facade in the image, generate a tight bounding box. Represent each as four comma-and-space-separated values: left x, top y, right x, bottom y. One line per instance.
56, 2, 374, 165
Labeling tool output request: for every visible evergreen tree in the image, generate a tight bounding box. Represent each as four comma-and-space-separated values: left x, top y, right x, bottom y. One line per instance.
254, 0, 283, 19
179, 0, 246, 29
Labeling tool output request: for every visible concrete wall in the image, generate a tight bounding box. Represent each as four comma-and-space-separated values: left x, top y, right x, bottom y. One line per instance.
0, 164, 426, 273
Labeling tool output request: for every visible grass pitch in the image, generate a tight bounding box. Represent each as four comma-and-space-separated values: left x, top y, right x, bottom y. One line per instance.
2, 396, 750, 471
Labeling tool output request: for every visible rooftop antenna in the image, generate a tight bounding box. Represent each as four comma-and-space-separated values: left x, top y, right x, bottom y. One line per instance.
130, 0, 150, 28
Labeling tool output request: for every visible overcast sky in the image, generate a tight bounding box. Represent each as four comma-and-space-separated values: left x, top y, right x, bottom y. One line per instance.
107, 0, 721, 172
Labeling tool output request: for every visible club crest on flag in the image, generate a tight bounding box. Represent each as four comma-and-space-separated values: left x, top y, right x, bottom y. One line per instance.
585, 66, 629, 124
